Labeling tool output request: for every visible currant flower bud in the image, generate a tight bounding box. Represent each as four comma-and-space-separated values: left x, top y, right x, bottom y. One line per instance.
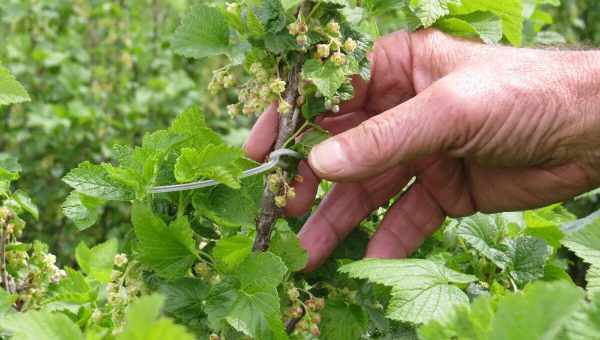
343, 37, 358, 53
287, 306, 303, 318
260, 85, 272, 100
227, 104, 240, 117
316, 44, 330, 58
326, 21, 340, 36
278, 100, 292, 115
286, 187, 296, 200
330, 51, 346, 66
43, 253, 56, 266
267, 174, 281, 193
208, 81, 221, 95
269, 78, 286, 94
223, 75, 235, 88
114, 253, 128, 267
296, 34, 308, 47
274, 195, 287, 208
249, 63, 263, 75
287, 287, 300, 300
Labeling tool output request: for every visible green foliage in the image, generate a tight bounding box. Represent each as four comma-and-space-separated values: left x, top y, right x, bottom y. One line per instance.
75, 239, 118, 283
562, 216, 600, 293
0, 65, 30, 106
172, 5, 231, 59
340, 259, 477, 323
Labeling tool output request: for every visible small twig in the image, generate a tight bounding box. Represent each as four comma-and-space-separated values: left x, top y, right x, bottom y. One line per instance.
0, 224, 14, 294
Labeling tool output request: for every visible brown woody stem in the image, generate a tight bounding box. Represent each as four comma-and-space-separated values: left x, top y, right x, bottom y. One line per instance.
253, 61, 303, 252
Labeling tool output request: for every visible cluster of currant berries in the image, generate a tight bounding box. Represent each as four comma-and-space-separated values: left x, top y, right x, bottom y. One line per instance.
220, 63, 289, 117
289, 18, 357, 66
267, 168, 297, 208
286, 287, 325, 337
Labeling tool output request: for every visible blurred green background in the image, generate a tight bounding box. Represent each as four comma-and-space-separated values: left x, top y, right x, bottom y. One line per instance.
0, 0, 598, 261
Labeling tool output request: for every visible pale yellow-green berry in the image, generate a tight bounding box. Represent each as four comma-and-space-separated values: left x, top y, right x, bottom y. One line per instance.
286, 187, 296, 200
274, 195, 287, 208
223, 75, 235, 88
114, 253, 128, 267
288, 22, 299, 35
269, 78, 286, 94
330, 51, 346, 66
278, 100, 292, 115
332, 104, 340, 113
296, 34, 308, 47
227, 104, 240, 117
343, 37, 358, 53
225, 2, 239, 13
316, 44, 330, 58
267, 174, 281, 193
326, 20, 340, 36
298, 22, 309, 34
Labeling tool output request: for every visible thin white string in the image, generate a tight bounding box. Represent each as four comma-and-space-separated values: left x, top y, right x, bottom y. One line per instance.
148, 149, 302, 194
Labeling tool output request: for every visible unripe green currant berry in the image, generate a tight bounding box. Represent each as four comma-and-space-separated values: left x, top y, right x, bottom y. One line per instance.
114, 253, 128, 267
249, 63, 262, 75
287, 306, 303, 318
310, 325, 321, 337
315, 297, 325, 310
223, 75, 235, 88
343, 37, 358, 53
269, 78, 286, 94
332, 104, 340, 113
297, 320, 308, 331
298, 22, 309, 34
209, 334, 220, 340
208, 81, 221, 94
274, 195, 287, 208
324, 99, 332, 110
296, 34, 308, 47
332, 96, 341, 104
288, 22, 299, 35
330, 37, 342, 50
326, 20, 340, 36
312, 313, 321, 324
316, 44, 330, 58
260, 85, 272, 99
278, 100, 292, 115
330, 51, 346, 66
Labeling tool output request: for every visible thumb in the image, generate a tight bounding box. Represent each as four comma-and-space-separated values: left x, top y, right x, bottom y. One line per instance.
308, 85, 464, 181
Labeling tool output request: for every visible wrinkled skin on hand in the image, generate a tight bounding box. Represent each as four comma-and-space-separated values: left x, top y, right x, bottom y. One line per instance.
245, 29, 600, 271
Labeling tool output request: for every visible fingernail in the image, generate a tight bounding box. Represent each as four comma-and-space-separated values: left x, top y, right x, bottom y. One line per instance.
309, 139, 347, 176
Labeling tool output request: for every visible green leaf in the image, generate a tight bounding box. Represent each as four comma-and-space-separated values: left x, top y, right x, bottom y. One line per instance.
212, 235, 253, 273
340, 259, 477, 323
168, 106, 223, 149
205, 253, 288, 340
504, 236, 550, 287
320, 298, 369, 340
270, 220, 308, 272
48, 268, 95, 304
160, 278, 209, 322
132, 203, 198, 280
435, 11, 503, 44
523, 204, 573, 247
172, 5, 230, 59
117, 294, 195, 340
561, 292, 600, 340
303, 60, 347, 98
1, 310, 84, 340
0, 153, 21, 181
75, 239, 118, 283
456, 213, 510, 268
292, 126, 331, 157
63, 161, 134, 201
234, 252, 287, 291
62, 192, 105, 231
409, 0, 462, 27
490, 281, 583, 339
419, 295, 494, 340
562, 216, 600, 293
12, 189, 38, 220
246, 0, 287, 34
0, 65, 30, 106
174, 145, 243, 189
192, 174, 263, 227
449, 0, 524, 46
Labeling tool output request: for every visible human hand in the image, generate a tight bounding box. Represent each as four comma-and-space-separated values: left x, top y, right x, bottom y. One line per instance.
245, 29, 600, 271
